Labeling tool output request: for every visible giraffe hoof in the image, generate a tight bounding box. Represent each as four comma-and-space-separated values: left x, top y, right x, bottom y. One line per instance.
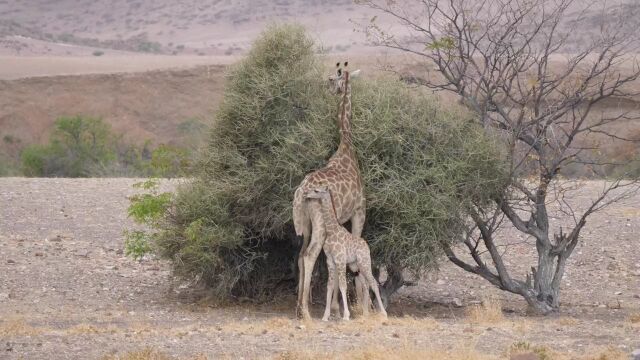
322, 317, 329, 322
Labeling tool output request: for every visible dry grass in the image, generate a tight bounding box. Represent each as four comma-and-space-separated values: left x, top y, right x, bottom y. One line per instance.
628, 313, 640, 324
219, 316, 296, 335
509, 341, 552, 360
555, 316, 579, 326
0, 317, 43, 337
101, 348, 208, 360
466, 297, 505, 325
101, 348, 172, 360
582, 348, 628, 360
275, 345, 498, 360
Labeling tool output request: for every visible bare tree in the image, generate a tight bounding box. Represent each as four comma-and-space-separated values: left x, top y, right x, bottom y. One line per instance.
358, 0, 640, 314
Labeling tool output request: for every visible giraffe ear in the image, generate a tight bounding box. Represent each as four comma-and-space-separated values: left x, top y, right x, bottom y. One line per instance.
350, 69, 362, 78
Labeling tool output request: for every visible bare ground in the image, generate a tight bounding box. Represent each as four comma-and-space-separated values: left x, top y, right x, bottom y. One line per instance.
0, 178, 638, 359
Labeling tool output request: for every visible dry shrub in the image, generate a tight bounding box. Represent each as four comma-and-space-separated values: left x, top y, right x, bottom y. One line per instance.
629, 313, 640, 324
466, 297, 504, 325
509, 341, 551, 360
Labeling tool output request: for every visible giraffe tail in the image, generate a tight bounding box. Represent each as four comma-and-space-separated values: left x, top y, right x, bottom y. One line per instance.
292, 187, 308, 237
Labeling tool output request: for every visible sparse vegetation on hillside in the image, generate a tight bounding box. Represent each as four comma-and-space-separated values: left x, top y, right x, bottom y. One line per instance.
148, 24, 507, 301
19, 116, 192, 178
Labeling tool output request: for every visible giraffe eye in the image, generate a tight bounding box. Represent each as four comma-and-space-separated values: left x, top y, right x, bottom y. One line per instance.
336, 62, 340, 67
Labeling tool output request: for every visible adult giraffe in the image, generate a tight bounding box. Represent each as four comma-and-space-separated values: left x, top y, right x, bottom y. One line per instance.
293, 62, 367, 320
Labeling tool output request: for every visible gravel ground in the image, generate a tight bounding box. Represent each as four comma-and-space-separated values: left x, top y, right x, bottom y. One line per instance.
0, 178, 638, 359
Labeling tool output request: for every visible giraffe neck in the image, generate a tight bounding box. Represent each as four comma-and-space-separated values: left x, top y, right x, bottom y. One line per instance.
337, 72, 353, 148
319, 194, 340, 233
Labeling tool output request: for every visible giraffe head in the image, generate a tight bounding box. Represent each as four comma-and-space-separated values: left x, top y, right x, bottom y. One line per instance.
328, 61, 361, 95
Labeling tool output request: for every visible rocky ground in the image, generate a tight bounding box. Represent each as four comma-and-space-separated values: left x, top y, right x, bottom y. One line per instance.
0, 178, 638, 359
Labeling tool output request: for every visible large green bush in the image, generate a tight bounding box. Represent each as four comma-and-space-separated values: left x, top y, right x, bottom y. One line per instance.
154, 24, 508, 300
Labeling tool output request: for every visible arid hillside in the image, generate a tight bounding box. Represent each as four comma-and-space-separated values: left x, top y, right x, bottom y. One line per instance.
2, 0, 636, 57
0, 65, 226, 162
0, 0, 383, 56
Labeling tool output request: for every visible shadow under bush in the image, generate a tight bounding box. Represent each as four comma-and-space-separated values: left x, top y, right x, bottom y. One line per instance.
154, 24, 509, 301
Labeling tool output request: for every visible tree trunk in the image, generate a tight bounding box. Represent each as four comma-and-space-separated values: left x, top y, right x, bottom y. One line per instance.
523, 244, 562, 314
378, 264, 404, 310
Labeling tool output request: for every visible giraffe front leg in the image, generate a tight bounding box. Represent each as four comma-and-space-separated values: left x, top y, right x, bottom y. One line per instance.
322, 257, 336, 321
337, 266, 350, 321
330, 269, 340, 313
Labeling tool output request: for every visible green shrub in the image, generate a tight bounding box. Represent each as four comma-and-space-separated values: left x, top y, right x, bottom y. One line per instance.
21, 116, 116, 177
124, 179, 173, 260
149, 144, 191, 178
137, 41, 162, 53
151, 24, 508, 301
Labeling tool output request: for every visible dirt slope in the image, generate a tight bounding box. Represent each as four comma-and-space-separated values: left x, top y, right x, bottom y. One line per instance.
0, 65, 226, 155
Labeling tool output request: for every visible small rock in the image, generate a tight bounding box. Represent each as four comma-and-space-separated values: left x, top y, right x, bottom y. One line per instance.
49, 235, 62, 242
614, 291, 622, 295
452, 298, 463, 307
436, 279, 446, 285
392, 332, 400, 338
0, 293, 8, 300
6, 259, 15, 265
116, 249, 124, 255
598, 304, 606, 308
296, 324, 305, 330
34, 252, 43, 257
261, 329, 268, 335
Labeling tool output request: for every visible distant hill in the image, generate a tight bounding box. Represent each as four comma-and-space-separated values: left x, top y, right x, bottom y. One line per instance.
0, 0, 381, 56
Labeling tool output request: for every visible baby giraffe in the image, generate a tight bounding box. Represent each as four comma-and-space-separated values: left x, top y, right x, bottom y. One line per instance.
304, 187, 387, 321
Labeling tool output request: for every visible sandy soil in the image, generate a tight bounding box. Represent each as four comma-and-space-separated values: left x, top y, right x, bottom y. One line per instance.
0, 55, 238, 80
0, 178, 638, 359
